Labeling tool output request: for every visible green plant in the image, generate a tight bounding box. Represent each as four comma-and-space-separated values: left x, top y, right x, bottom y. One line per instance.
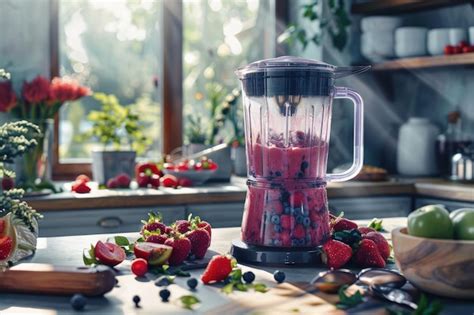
278, 0, 351, 51
80, 93, 151, 154
185, 116, 207, 144
0, 120, 43, 232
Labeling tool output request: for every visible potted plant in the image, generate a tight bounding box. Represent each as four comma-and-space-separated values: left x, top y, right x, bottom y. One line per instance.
0, 120, 43, 267
80, 93, 151, 184
0, 73, 90, 191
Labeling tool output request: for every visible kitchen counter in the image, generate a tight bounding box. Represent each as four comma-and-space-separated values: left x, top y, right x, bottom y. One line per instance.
25, 177, 473, 212
1, 218, 473, 314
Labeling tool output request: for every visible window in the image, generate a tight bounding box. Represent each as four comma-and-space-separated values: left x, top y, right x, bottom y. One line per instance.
52, 0, 283, 178
58, 0, 162, 162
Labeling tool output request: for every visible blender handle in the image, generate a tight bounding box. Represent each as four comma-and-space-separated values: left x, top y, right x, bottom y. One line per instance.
326, 86, 364, 182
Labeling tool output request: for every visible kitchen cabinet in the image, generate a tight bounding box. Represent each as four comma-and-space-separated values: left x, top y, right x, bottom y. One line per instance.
415, 197, 474, 211
186, 202, 245, 228
329, 196, 412, 219
39, 206, 185, 237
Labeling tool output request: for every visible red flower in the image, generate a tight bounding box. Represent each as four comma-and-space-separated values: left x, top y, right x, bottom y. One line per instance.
0, 81, 17, 112
22, 75, 50, 103
48, 77, 90, 103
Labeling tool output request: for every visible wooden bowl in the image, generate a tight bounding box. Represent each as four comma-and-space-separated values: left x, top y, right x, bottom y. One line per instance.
392, 227, 474, 299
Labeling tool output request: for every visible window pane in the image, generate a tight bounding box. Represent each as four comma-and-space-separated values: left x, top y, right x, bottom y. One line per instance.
58, 0, 162, 162
183, 0, 275, 145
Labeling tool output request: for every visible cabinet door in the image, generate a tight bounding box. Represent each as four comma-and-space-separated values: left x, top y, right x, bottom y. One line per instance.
415, 198, 474, 211
40, 206, 186, 237
329, 196, 412, 220
186, 203, 244, 228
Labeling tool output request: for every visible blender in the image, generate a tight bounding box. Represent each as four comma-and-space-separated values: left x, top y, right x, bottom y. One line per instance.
230, 56, 369, 265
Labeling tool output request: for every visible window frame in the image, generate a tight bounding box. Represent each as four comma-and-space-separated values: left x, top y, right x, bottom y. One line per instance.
50, 0, 288, 180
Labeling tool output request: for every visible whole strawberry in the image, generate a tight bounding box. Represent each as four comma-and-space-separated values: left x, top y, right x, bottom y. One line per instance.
175, 219, 190, 234
363, 231, 390, 261
201, 254, 236, 284
141, 212, 167, 235
116, 173, 131, 188
164, 234, 191, 265
145, 232, 168, 245
321, 239, 352, 269
353, 239, 386, 268
1, 177, 14, 191
332, 218, 358, 232
72, 181, 91, 194
358, 227, 376, 236
186, 228, 210, 259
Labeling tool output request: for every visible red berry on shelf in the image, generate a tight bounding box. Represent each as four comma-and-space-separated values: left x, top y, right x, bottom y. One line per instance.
1, 177, 15, 191
149, 174, 161, 188
75, 174, 91, 183
161, 174, 178, 188
444, 45, 455, 55
462, 46, 474, 53
131, 258, 148, 277
453, 46, 462, 54
72, 180, 91, 194
459, 40, 469, 48
116, 173, 131, 188
177, 162, 189, 171
137, 172, 150, 188
106, 178, 119, 189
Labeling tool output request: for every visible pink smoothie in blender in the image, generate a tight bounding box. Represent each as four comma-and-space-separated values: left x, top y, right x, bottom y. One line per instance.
231, 56, 367, 264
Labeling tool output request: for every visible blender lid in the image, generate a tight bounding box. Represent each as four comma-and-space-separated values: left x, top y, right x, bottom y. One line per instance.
236, 56, 370, 79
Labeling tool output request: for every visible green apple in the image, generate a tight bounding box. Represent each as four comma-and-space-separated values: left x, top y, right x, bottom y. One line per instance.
407, 205, 453, 239
450, 208, 474, 240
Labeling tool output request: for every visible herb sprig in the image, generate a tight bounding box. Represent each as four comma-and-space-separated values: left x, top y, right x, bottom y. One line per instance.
221, 268, 268, 294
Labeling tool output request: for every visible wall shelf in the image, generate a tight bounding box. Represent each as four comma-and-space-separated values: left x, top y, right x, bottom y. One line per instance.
352, 0, 472, 15
372, 53, 474, 71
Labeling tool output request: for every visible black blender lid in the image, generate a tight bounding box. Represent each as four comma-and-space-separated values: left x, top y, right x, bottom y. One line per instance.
236, 56, 370, 97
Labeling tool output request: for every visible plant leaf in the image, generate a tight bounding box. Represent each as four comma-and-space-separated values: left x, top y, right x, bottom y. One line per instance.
180, 295, 200, 310
253, 283, 268, 293
222, 283, 234, 294
336, 285, 363, 309
368, 218, 384, 231
114, 236, 130, 246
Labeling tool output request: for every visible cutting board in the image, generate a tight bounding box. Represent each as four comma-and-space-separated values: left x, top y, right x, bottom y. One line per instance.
0, 263, 116, 296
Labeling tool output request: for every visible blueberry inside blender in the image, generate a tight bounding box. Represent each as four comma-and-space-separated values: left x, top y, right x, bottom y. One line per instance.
231, 56, 368, 264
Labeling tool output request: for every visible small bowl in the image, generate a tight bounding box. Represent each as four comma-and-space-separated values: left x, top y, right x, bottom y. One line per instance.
162, 169, 215, 186
392, 227, 474, 299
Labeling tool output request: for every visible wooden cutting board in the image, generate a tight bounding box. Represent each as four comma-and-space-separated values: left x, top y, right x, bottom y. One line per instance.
0, 263, 116, 296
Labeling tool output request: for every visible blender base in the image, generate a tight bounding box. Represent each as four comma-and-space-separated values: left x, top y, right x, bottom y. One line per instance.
230, 240, 321, 266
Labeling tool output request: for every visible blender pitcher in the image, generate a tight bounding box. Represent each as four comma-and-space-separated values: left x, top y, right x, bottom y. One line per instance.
235, 56, 369, 250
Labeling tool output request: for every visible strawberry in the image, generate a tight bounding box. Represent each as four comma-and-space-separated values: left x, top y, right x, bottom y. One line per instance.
353, 239, 386, 268
281, 231, 291, 246
75, 174, 90, 183
149, 174, 160, 188
131, 258, 148, 277
293, 224, 305, 239
72, 181, 91, 194
0, 236, 13, 260
175, 220, 190, 234
116, 173, 131, 188
186, 228, 210, 259
280, 215, 295, 230
137, 172, 150, 188
363, 232, 390, 261
145, 232, 168, 244
358, 227, 376, 236
332, 218, 358, 232
161, 174, 178, 188
291, 191, 305, 207
0, 219, 5, 235
1, 177, 15, 191
321, 239, 352, 269
196, 220, 212, 238
106, 178, 119, 189
141, 212, 167, 235
165, 226, 173, 235
164, 234, 191, 265
135, 162, 161, 177
94, 241, 126, 267
201, 254, 236, 284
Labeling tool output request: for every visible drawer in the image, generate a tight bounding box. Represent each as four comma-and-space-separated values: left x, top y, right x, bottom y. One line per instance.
186, 203, 244, 228
415, 198, 474, 211
329, 196, 412, 220
39, 206, 186, 237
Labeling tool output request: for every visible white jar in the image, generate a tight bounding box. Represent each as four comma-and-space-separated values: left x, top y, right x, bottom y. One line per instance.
397, 118, 440, 176
395, 27, 428, 57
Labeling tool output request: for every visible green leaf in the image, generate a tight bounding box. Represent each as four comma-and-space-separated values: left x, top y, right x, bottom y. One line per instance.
162, 264, 169, 271
336, 285, 363, 310
114, 236, 130, 246
368, 218, 384, 231
414, 294, 443, 315
83, 244, 99, 266
235, 283, 248, 292
222, 283, 234, 294
253, 283, 268, 293
180, 295, 200, 310
173, 269, 191, 277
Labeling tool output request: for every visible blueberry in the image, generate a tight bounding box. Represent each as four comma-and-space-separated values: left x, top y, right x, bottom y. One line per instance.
70, 294, 87, 311
296, 215, 304, 224
291, 239, 298, 246
303, 217, 311, 227
155, 276, 172, 287
243, 271, 256, 284
284, 206, 291, 214
311, 222, 318, 229
273, 270, 286, 283
187, 278, 198, 290
273, 225, 282, 233
275, 171, 282, 177
300, 161, 309, 171
270, 214, 280, 225
132, 295, 141, 308
159, 288, 171, 302
298, 238, 305, 246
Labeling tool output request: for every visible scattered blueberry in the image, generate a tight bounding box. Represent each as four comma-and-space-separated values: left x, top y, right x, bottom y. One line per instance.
70, 294, 87, 311
296, 215, 304, 224
155, 276, 172, 287
270, 215, 280, 225
187, 278, 198, 290
273, 225, 282, 233
303, 217, 311, 227
159, 288, 171, 302
243, 271, 255, 284
133, 295, 141, 308
284, 206, 291, 214
273, 270, 286, 284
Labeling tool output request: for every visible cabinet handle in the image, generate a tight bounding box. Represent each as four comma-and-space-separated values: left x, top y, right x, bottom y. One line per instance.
97, 216, 123, 228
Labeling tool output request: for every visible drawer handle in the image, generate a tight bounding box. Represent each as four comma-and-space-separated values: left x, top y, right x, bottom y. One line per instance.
97, 216, 123, 228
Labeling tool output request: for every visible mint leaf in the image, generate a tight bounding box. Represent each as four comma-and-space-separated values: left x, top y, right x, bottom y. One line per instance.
83, 244, 99, 266
114, 236, 130, 246
368, 218, 384, 231
414, 294, 443, 315
180, 295, 200, 310
222, 283, 234, 294
336, 285, 363, 310
253, 283, 268, 293
235, 283, 248, 291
